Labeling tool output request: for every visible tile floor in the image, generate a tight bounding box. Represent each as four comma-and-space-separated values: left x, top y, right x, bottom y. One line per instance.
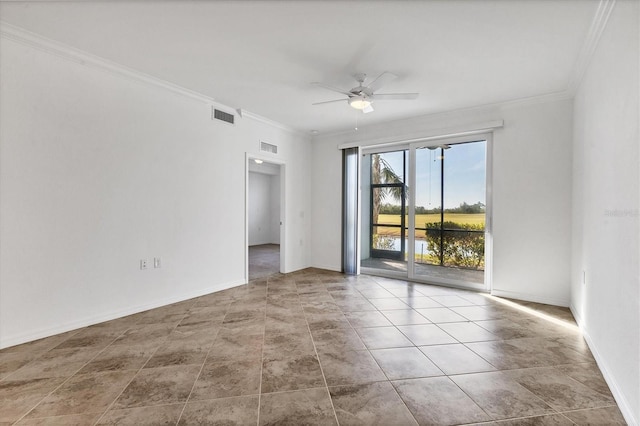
248, 244, 280, 280
0, 269, 627, 425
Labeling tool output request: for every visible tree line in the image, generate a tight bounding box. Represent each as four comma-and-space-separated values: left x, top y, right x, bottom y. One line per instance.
379, 201, 485, 215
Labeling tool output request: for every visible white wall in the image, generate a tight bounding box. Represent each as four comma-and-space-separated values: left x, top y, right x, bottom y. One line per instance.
0, 33, 311, 348
269, 173, 281, 244
311, 97, 574, 306
248, 171, 280, 246
571, 1, 639, 423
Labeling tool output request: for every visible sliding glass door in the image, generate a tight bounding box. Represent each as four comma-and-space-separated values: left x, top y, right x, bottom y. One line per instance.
410, 140, 488, 290
361, 150, 408, 274
360, 135, 491, 291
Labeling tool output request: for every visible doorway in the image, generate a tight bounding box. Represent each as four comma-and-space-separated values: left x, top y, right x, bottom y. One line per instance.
247, 157, 283, 280
359, 135, 491, 291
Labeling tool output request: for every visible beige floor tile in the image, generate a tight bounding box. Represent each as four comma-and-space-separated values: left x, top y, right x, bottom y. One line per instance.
357, 288, 395, 299
355, 326, 414, 349
143, 338, 210, 368
16, 413, 102, 425
386, 286, 432, 298
9, 348, 100, 380
450, 305, 505, 321
263, 329, 315, 357
179, 396, 259, 425
77, 342, 158, 374
0, 330, 81, 354
367, 297, 410, 310
474, 319, 540, 340
451, 371, 555, 420
561, 406, 627, 425
393, 376, 491, 425
343, 311, 392, 328
0, 377, 66, 423
413, 285, 466, 297
397, 324, 458, 346
113, 365, 200, 409
190, 357, 261, 400
330, 381, 418, 425
305, 311, 352, 331
429, 295, 477, 307
494, 414, 574, 425
415, 307, 469, 323
261, 350, 325, 393
259, 388, 337, 426
316, 349, 387, 386
458, 293, 495, 306
206, 329, 263, 362
310, 328, 366, 351
437, 322, 500, 343
264, 311, 309, 333
466, 337, 592, 370
370, 347, 443, 380
554, 362, 613, 397
97, 404, 183, 425
52, 328, 122, 351
397, 296, 443, 309
332, 297, 377, 312
27, 370, 136, 418
178, 306, 227, 327
505, 367, 615, 411
0, 351, 43, 380
1, 270, 626, 425
380, 309, 431, 325
419, 343, 496, 375
111, 323, 175, 347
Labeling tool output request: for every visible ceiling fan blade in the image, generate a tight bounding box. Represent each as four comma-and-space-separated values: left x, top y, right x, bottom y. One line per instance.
312, 98, 348, 105
311, 82, 353, 96
363, 104, 374, 114
366, 72, 397, 93
370, 93, 419, 100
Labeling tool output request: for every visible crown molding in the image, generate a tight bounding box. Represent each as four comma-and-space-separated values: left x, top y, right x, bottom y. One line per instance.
316, 90, 572, 141
566, 0, 616, 94
0, 21, 304, 136
239, 109, 303, 135
0, 22, 223, 106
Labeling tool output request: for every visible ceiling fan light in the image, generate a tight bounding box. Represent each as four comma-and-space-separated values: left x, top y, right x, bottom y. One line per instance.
349, 96, 371, 110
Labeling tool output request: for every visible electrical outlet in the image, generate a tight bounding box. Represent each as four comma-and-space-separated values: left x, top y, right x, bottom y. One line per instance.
140, 259, 148, 270
154, 257, 161, 269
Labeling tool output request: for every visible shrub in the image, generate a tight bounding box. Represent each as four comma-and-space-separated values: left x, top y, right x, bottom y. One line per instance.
425, 222, 485, 269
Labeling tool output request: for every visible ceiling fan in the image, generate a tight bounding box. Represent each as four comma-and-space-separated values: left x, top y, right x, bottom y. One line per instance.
312, 72, 418, 114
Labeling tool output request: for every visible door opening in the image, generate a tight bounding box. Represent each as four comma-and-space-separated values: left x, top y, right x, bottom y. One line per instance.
247, 158, 283, 280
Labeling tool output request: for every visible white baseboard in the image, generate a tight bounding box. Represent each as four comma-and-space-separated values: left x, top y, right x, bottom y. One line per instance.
0, 278, 246, 350
491, 289, 570, 307
570, 304, 638, 426
310, 263, 342, 273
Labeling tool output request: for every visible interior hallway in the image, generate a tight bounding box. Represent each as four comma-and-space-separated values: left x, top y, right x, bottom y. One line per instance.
248, 244, 280, 280
0, 268, 625, 425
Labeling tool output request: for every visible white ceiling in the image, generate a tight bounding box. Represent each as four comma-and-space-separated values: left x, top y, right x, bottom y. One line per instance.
0, 1, 598, 134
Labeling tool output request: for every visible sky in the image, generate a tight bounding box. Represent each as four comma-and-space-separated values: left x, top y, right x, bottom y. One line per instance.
376, 140, 486, 209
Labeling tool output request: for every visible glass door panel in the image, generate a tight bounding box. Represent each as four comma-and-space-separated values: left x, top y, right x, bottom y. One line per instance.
360, 150, 408, 274
412, 140, 487, 288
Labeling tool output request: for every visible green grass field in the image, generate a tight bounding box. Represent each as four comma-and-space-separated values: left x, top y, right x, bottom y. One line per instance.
375, 213, 485, 238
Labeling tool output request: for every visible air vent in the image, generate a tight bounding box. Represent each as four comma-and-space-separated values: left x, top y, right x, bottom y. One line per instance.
212, 108, 235, 125
260, 141, 278, 154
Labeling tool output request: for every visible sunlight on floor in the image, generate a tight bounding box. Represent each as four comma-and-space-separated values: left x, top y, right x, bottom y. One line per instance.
483, 294, 579, 332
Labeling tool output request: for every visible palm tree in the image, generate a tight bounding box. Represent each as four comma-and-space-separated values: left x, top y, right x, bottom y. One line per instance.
371, 154, 405, 227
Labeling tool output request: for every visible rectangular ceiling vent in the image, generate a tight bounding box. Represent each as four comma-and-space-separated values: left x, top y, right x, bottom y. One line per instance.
260, 141, 278, 154
212, 108, 235, 125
